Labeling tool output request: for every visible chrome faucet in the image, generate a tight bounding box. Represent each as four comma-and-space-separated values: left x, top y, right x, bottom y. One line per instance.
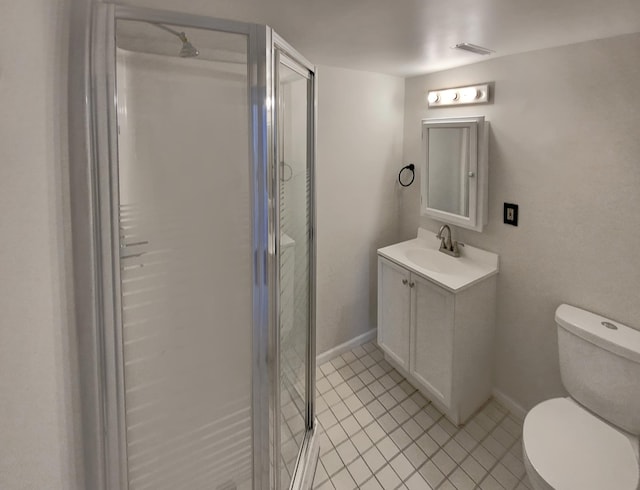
436, 224, 463, 257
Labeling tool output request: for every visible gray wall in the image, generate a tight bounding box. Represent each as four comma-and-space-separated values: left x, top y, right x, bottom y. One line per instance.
401, 33, 640, 410
316, 66, 405, 354
0, 0, 82, 488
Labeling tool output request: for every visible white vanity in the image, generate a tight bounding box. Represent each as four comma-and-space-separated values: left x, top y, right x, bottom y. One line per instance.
377, 228, 498, 425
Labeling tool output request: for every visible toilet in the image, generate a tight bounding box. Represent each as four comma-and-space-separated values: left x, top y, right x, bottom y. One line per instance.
522, 304, 640, 490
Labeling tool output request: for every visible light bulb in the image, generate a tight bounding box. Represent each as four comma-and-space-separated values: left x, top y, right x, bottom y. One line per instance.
427, 91, 440, 104
460, 87, 479, 101
441, 89, 459, 103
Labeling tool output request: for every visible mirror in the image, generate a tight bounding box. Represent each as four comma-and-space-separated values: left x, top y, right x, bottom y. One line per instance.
421, 116, 488, 232
428, 127, 470, 216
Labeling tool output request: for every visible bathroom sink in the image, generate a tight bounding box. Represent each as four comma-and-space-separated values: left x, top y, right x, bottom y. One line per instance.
377, 228, 499, 292
404, 248, 469, 275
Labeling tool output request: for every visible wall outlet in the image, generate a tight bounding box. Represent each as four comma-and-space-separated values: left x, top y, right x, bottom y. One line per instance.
504, 203, 519, 226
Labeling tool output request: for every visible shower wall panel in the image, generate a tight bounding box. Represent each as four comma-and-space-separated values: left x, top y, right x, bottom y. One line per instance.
116, 46, 252, 490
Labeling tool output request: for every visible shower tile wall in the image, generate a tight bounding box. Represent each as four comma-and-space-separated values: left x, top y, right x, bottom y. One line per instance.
313, 342, 529, 490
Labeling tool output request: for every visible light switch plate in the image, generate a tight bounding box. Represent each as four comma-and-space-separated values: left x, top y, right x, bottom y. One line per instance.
504, 203, 518, 226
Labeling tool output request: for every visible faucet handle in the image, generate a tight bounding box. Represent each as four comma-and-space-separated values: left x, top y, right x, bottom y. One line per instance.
451, 240, 464, 256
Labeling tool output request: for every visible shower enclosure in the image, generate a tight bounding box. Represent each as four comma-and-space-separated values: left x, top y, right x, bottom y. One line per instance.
79, 4, 317, 489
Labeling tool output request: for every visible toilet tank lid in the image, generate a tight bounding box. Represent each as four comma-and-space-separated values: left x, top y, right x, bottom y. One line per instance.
556, 304, 640, 364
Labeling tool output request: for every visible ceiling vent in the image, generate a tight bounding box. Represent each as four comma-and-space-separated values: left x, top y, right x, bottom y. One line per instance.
453, 43, 494, 55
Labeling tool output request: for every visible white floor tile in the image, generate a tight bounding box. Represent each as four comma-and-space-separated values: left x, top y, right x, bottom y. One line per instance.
418, 460, 445, 488
491, 462, 520, 489
472, 444, 498, 470
461, 455, 488, 484
403, 442, 428, 469
331, 467, 357, 490
335, 439, 358, 465
359, 476, 383, 490
389, 426, 412, 451
415, 432, 439, 457
375, 464, 402, 489
479, 474, 504, 490
312, 342, 524, 490
326, 424, 348, 447
443, 438, 467, 463
346, 457, 372, 486
376, 436, 400, 461
389, 453, 414, 480
364, 421, 385, 443
322, 449, 344, 476
404, 471, 432, 490
432, 448, 456, 476
449, 467, 476, 490
340, 415, 360, 437
350, 429, 373, 454
313, 478, 335, 490
353, 407, 374, 428
361, 446, 386, 473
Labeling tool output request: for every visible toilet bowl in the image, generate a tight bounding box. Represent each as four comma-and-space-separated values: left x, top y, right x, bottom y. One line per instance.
522, 398, 639, 490
522, 305, 640, 490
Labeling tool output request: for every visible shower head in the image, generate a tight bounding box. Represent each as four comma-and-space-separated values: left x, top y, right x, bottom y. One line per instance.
177, 32, 199, 58
150, 22, 200, 58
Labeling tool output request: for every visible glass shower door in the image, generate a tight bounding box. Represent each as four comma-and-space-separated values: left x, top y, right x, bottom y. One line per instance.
114, 18, 254, 490
276, 52, 315, 490
89, 6, 316, 490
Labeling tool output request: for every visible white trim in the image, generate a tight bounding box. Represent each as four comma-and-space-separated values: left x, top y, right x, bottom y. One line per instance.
492, 388, 527, 421
316, 328, 377, 366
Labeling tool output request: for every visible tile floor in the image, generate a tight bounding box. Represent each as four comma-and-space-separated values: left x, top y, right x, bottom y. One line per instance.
312, 341, 531, 489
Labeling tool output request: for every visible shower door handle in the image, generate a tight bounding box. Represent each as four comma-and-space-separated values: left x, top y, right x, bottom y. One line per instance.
123, 240, 149, 247
120, 240, 149, 259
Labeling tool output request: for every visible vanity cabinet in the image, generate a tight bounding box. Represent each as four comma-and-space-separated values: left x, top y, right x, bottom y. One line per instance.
410, 273, 455, 409
377, 253, 497, 425
377, 259, 411, 371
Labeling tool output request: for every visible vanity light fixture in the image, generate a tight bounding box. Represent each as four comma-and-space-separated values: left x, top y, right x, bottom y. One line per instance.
427, 83, 489, 108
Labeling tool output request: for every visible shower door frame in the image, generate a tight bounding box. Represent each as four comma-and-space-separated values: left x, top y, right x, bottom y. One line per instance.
270, 35, 319, 490
82, 4, 317, 490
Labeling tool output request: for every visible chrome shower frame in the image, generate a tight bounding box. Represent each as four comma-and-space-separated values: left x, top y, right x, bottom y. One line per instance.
271, 34, 319, 490
75, 4, 318, 489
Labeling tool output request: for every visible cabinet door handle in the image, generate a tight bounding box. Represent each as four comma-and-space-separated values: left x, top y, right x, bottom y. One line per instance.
409, 282, 415, 288
402, 279, 408, 285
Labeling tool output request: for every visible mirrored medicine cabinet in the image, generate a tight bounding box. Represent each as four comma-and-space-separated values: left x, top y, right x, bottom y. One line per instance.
421, 116, 489, 232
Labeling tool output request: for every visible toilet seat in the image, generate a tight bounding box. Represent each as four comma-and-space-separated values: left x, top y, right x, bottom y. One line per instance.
522, 398, 639, 490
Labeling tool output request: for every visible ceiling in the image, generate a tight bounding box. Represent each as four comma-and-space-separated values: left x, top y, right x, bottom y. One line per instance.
124, 0, 640, 76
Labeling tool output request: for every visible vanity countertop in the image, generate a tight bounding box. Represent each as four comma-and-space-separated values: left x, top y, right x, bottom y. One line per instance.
377, 228, 499, 293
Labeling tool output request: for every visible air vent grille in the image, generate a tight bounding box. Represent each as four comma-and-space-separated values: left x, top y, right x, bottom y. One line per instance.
453, 43, 494, 55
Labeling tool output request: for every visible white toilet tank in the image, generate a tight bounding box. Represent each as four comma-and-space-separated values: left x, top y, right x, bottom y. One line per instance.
556, 304, 640, 434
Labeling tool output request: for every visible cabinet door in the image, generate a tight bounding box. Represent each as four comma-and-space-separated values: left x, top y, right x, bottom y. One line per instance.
377, 257, 411, 371
410, 274, 454, 407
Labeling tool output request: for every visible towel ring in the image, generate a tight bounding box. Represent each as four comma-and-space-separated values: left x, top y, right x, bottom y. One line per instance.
398, 163, 415, 187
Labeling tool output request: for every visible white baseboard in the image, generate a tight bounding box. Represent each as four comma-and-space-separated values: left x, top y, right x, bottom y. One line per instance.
492, 388, 527, 421
316, 328, 377, 366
